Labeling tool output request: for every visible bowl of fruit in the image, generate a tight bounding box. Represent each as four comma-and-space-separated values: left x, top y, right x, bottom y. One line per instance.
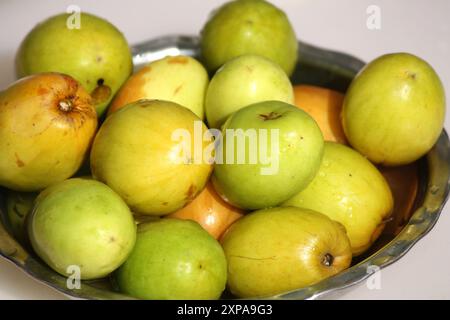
0, 0, 449, 300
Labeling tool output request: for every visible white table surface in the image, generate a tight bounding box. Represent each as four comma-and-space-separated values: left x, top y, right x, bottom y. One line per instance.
0, 0, 449, 300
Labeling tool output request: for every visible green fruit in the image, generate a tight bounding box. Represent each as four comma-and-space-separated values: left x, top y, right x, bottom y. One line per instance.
28, 178, 136, 280
221, 207, 352, 298
205, 54, 294, 129
6, 191, 37, 244
16, 12, 133, 116
342, 53, 446, 166
91, 100, 213, 216
109, 56, 209, 119
115, 219, 227, 300
213, 101, 324, 210
284, 142, 393, 255
200, 0, 298, 75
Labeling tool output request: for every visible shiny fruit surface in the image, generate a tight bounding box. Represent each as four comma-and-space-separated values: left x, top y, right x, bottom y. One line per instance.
293, 85, 347, 144
109, 55, 208, 119
167, 181, 244, 239
284, 142, 394, 255
205, 54, 294, 129
201, 0, 298, 75
221, 206, 352, 298
342, 53, 445, 166
91, 100, 213, 215
116, 219, 227, 300
28, 178, 136, 280
16, 13, 132, 116
0, 73, 97, 191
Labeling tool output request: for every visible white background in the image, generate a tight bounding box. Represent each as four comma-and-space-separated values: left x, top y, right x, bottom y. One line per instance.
0, 0, 449, 299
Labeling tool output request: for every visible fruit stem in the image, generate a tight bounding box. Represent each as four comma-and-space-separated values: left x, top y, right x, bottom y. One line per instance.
259, 112, 282, 121
58, 99, 73, 112
322, 253, 334, 267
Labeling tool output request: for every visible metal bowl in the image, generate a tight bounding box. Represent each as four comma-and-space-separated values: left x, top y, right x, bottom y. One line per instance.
1, 36, 449, 300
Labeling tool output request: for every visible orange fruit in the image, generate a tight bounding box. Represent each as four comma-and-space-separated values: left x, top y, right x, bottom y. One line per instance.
379, 163, 419, 235
293, 85, 347, 144
167, 182, 244, 239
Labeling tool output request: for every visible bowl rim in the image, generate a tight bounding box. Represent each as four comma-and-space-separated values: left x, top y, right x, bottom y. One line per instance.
1, 36, 449, 300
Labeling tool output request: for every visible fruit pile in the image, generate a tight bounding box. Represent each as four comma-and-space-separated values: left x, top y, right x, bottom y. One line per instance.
1, 0, 446, 299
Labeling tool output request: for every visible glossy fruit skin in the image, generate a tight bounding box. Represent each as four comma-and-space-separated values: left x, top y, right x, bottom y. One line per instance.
115, 219, 227, 300
6, 191, 37, 245
91, 100, 213, 216
205, 54, 294, 129
28, 178, 136, 280
167, 181, 244, 239
213, 101, 324, 210
200, 0, 298, 76
221, 206, 352, 298
284, 142, 394, 255
342, 53, 446, 166
16, 13, 133, 116
109, 56, 208, 119
0, 73, 97, 192
293, 85, 347, 144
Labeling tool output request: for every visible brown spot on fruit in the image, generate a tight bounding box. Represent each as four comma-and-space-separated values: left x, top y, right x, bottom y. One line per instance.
62, 74, 79, 92
405, 71, 416, 80
15, 153, 25, 167
185, 184, 196, 201
162, 202, 169, 206
37, 87, 49, 96
168, 56, 188, 64
174, 84, 183, 95
96, 56, 103, 62
109, 236, 116, 243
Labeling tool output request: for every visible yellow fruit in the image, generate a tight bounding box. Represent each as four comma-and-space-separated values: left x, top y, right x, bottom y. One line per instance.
0, 73, 97, 191
91, 100, 213, 215
109, 56, 208, 119
342, 53, 446, 166
221, 207, 352, 298
284, 142, 393, 255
